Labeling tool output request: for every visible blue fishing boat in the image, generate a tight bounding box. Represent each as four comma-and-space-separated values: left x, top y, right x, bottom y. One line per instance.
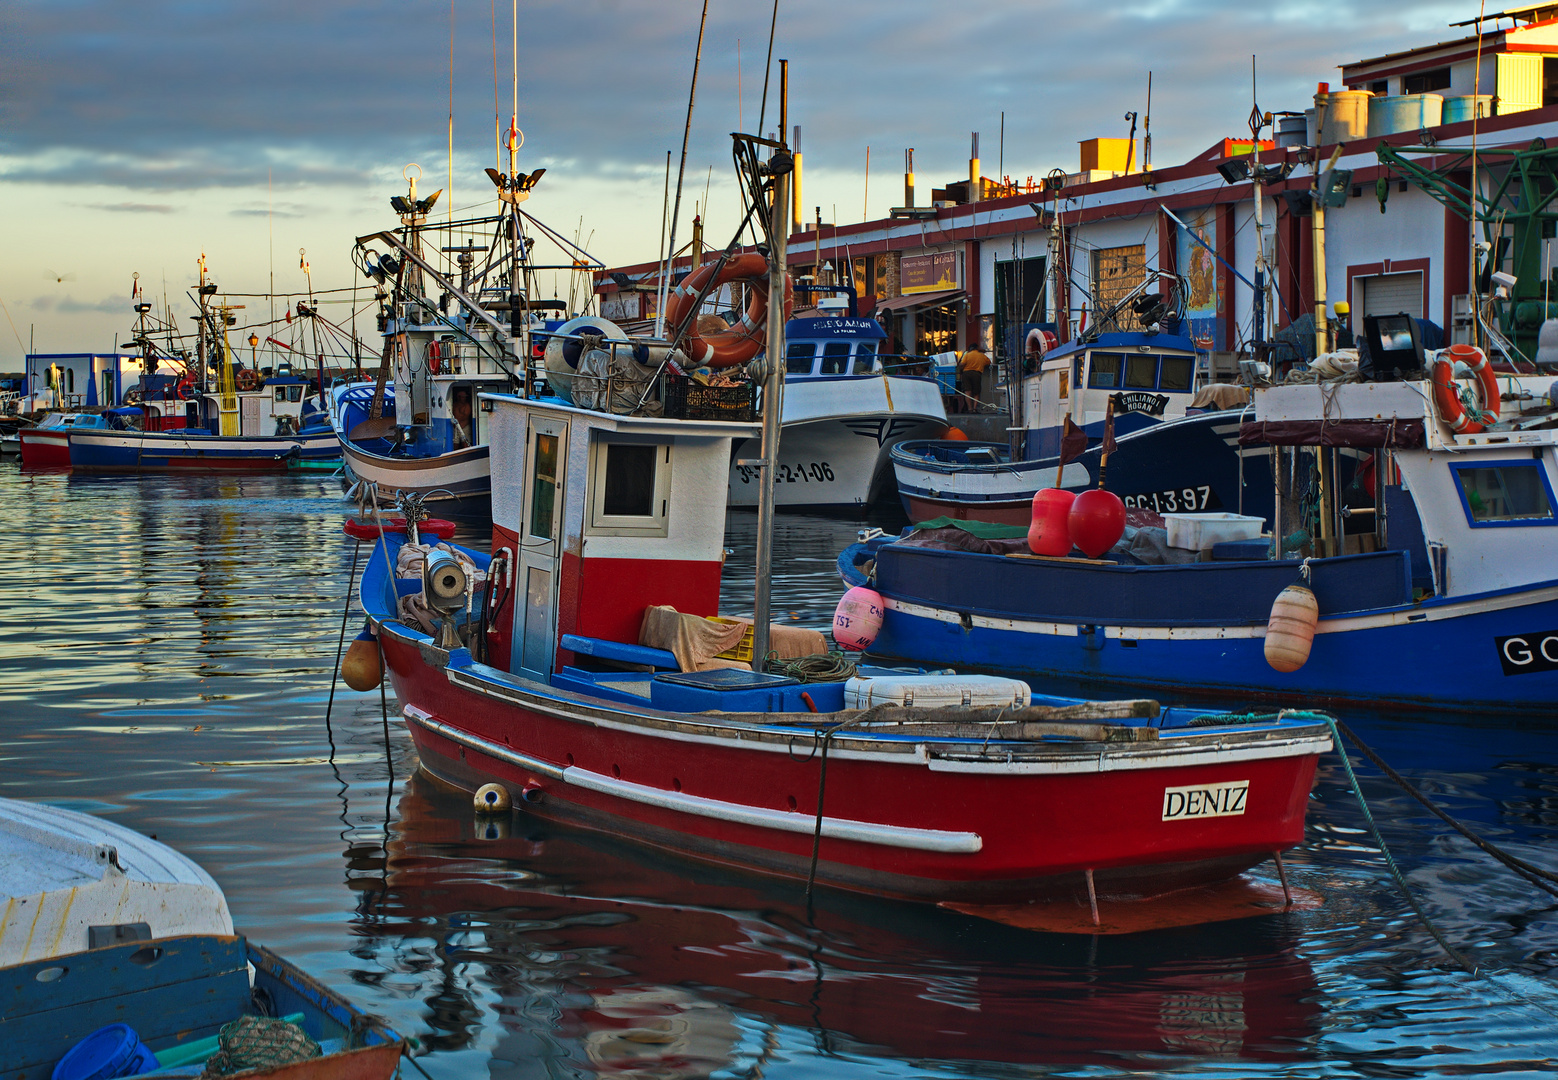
844, 344, 1558, 715
0, 798, 403, 1080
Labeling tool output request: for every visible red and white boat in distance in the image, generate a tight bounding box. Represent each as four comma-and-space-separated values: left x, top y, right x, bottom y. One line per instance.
360, 389, 1332, 927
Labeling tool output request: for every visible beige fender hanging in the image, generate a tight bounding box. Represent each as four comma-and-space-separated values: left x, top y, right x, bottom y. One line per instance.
1265, 583, 1318, 672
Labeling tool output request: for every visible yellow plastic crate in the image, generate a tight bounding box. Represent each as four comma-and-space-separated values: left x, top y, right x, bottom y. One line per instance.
710, 617, 755, 662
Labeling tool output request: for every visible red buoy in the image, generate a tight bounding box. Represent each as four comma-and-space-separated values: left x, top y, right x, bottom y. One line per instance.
1068, 489, 1126, 558
942, 426, 969, 441
1028, 488, 1077, 557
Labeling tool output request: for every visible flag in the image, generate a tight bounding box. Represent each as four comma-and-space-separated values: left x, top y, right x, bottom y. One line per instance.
1059, 415, 1088, 466
1101, 397, 1118, 457
507, 116, 520, 153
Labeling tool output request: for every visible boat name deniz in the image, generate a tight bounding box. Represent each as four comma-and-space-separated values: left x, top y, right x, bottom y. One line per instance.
1122, 486, 1222, 513
1495, 630, 1558, 676
1162, 779, 1249, 821
735, 461, 835, 484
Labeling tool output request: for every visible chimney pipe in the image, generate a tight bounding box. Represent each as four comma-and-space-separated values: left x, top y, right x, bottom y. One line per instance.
969, 132, 980, 205
905, 148, 915, 209
791, 125, 803, 235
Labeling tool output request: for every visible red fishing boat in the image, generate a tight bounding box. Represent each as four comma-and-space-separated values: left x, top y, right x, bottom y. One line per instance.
353, 383, 1331, 924
350, 141, 1329, 927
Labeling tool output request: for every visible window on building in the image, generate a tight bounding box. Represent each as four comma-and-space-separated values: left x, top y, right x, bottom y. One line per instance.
1453, 463, 1556, 526
1091, 244, 1146, 325
852, 256, 878, 302
1369, 80, 1388, 96
994, 256, 1047, 359
819, 342, 851, 375
1403, 67, 1451, 94
1545, 57, 1558, 106
786, 342, 817, 375
916, 303, 960, 355
589, 439, 672, 536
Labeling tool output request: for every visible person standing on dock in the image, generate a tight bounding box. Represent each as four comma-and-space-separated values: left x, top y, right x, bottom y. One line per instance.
956, 345, 990, 413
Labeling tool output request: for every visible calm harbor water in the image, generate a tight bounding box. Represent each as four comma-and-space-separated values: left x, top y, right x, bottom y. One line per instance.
2, 466, 1557, 1077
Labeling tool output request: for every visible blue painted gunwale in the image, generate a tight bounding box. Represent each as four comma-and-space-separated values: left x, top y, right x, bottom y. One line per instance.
838, 539, 1558, 713
67, 429, 340, 472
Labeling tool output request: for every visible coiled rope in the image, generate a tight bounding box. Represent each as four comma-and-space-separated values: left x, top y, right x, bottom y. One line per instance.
765, 651, 858, 683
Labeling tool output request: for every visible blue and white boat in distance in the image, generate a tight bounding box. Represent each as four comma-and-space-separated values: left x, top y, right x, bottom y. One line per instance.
728, 291, 947, 510
846, 365, 1558, 714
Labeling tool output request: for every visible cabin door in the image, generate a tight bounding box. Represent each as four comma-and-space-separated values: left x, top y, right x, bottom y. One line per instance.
514, 415, 569, 681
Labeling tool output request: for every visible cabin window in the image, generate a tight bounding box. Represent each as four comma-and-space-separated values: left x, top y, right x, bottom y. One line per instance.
1088, 353, 1122, 388
786, 342, 817, 375
1123, 354, 1158, 389
850, 341, 879, 374
275, 386, 287, 402
529, 433, 560, 539
588, 437, 671, 537
819, 342, 852, 375
1160, 355, 1195, 392
1452, 462, 1557, 527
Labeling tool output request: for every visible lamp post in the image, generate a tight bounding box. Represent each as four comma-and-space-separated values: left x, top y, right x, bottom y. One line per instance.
248, 332, 259, 367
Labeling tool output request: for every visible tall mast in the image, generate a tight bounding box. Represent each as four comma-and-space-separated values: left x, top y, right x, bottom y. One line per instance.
750, 62, 792, 671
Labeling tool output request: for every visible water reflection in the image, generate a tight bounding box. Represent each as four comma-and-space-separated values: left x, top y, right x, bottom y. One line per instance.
360, 773, 1323, 1074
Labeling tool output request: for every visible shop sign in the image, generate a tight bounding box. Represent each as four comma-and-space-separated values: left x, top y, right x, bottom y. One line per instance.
901, 250, 958, 295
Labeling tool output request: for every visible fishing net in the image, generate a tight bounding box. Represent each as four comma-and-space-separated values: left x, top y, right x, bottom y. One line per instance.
201, 1015, 321, 1077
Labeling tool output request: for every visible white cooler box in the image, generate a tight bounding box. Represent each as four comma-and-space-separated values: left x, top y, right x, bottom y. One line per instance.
1163, 512, 1264, 552
844, 674, 1032, 709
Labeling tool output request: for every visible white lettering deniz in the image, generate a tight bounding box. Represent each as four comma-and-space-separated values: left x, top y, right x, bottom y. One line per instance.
1162, 780, 1250, 821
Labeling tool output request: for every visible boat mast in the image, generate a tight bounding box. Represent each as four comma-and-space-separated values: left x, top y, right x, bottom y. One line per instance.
751, 62, 792, 671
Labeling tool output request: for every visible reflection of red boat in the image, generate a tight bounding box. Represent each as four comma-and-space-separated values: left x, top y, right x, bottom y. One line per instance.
362, 390, 1332, 913
364, 775, 1321, 1069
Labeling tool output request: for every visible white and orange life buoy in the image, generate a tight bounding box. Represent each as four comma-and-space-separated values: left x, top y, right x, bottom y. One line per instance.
664, 253, 792, 369
427, 340, 442, 374
1432, 343, 1501, 434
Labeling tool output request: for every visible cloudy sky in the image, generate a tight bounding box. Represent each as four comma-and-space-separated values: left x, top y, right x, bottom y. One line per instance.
0, 0, 1469, 368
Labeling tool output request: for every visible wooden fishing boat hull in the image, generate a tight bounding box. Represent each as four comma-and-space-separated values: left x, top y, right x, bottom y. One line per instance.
373, 615, 1328, 905
840, 538, 1558, 713
67, 429, 339, 473
339, 438, 491, 520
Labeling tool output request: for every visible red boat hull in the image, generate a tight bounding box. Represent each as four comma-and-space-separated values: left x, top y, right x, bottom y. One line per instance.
18, 428, 70, 468
381, 634, 1324, 905
901, 492, 1031, 527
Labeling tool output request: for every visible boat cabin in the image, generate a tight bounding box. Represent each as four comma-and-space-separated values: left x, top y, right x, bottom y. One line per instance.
1022, 331, 1201, 459
783, 316, 887, 378
388, 315, 522, 452
484, 394, 760, 684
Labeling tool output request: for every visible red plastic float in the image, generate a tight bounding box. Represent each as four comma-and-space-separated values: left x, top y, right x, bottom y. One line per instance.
1067, 489, 1127, 559
1028, 488, 1076, 557
343, 517, 458, 541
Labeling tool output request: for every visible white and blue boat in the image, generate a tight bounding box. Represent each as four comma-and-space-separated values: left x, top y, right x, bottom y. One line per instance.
727, 290, 947, 511
844, 361, 1558, 714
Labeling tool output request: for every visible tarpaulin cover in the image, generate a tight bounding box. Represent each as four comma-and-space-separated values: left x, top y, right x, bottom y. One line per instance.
1237, 418, 1425, 448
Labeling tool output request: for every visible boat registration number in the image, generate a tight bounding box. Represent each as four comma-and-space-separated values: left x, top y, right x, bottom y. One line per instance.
1122, 486, 1221, 513
1162, 780, 1249, 821
735, 461, 835, 484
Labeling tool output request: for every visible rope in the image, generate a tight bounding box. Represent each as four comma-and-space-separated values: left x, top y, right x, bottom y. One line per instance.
201, 1016, 319, 1077
766, 652, 858, 683
1333, 718, 1558, 896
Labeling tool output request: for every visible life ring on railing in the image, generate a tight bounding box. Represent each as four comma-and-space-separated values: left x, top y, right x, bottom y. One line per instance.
176, 374, 196, 400
427, 340, 442, 374
1432, 344, 1501, 434
664, 253, 792, 369
235, 369, 262, 392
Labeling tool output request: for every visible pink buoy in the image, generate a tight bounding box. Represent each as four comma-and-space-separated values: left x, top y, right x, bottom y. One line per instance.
1067, 488, 1127, 558
1028, 488, 1077, 557
833, 586, 885, 651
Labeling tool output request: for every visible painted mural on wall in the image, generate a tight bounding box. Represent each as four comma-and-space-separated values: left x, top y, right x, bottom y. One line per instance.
1176, 210, 1223, 350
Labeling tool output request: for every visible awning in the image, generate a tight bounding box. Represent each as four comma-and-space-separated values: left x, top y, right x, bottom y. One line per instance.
875, 289, 965, 313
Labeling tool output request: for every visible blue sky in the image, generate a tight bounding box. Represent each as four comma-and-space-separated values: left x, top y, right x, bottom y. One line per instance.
0, 0, 1466, 367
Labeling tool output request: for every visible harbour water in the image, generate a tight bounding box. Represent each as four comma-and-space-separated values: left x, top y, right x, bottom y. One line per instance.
2, 467, 1557, 1077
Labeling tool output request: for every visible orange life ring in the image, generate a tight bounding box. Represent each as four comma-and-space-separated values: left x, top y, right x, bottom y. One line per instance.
235, 368, 262, 392
175, 373, 196, 400
427, 341, 442, 374
664, 253, 792, 369
1432, 344, 1501, 434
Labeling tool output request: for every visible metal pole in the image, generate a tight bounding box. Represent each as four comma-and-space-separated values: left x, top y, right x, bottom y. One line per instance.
751, 156, 791, 671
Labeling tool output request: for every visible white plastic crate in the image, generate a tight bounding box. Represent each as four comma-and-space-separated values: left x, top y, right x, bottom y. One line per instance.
1164, 512, 1264, 552
844, 674, 1032, 709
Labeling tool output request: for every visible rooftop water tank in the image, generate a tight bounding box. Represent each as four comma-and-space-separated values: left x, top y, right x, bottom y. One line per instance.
1369, 93, 1443, 136
1276, 115, 1308, 147
1316, 89, 1371, 145
1443, 95, 1494, 124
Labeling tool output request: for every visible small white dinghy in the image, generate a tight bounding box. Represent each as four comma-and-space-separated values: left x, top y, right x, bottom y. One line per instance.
0, 798, 232, 965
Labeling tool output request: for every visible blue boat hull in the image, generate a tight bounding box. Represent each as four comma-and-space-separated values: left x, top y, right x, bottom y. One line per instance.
68, 429, 339, 472
842, 541, 1558, 714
